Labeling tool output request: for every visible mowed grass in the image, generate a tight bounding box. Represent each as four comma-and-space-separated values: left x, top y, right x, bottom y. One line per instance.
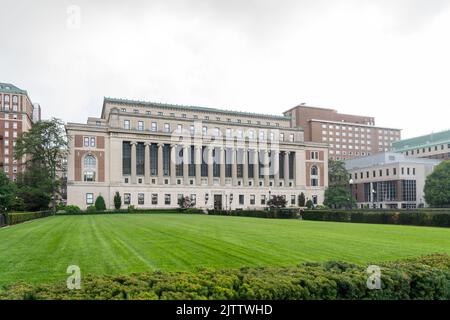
1, 213, 450, 286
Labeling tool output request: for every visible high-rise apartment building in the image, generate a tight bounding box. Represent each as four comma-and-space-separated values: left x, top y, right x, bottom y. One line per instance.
0, 83, 37, 180
283, 105, 401, 160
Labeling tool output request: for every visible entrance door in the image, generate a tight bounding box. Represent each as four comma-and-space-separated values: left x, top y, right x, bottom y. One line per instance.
214, 194, 223, 210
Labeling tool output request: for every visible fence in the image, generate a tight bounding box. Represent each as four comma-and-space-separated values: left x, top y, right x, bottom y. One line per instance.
0, 213, 7, 227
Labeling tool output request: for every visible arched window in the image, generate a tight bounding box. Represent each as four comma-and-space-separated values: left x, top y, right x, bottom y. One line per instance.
311, 166, 319, 187
84, 155, 96, 182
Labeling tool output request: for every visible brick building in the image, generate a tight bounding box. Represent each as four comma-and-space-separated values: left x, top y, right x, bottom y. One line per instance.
0, 83, 38, 180
283, 105, 401, 160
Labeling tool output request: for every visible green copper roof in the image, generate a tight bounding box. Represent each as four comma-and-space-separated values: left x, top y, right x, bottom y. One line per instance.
103, 97, 291, 121
392, 129, 450, 151
0, 83, 27, 95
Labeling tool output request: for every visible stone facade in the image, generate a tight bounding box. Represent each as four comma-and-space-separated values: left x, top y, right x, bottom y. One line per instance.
66, 98, 329, 210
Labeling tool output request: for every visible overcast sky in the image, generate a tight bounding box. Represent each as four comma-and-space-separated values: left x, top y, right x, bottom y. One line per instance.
1, 0, 450, 139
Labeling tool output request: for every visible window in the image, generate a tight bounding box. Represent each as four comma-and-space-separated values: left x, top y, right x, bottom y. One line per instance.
249, 130, 254, 139
164, 123, 170, 132
214, 128, 220, 136
158, 112, 163, 116
190, 125, 195, 135
133, 109, 139, 114
190, 194, 196, 205
90, 137, 95, 147
291, 195, 296, 205
138, 121, 144, 131
311, 151, 319, 160
124, 193, 131, 205
84, 137, 89, 147
165, 194, 171, 205
202, 126, 208, 136
138, 193, 145, 205
177, 124, 182, 132
86, 193, 94, 205
151, 122, 157, 131
13, 131, 17, 138
12, 122, 17, 129
250, 195, 255, 205
239, 195, 244, 205
226, 128, 232, 138
121, 108, 126, 112
260, 195, 266, 205
124, 120, 130, 130
259, 131, 265, 141
279, 133, 284, 141
289, 134, 294, 142
151, 194, 158, 205
311, 166, 319, 186
83, 155, 96, 182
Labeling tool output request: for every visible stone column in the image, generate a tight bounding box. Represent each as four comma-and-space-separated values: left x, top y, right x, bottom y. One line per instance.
207, 146, 214, 186
231, 148, 238, 186
263, 150, 270, 187
284, 151, 290, 187
274, 150, 280, 187
253, 149, 259, 187
220, 147, 226, 186
242, 148, 248, 187
195, 145, 202, 185
183, 145, 189, 185
130, 142, 137, 184
157, 143, 164, 184
144, 142, 151, 184
170, 144, 177, 185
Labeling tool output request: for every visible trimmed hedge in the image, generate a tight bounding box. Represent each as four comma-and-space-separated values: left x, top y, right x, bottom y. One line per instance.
301, 210, 450, 228
6, 211, 52, 226
208, 209, 299, 219
0, 254, 449, 300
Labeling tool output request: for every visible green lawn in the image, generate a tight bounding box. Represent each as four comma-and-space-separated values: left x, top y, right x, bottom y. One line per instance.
1, 213, 450, 286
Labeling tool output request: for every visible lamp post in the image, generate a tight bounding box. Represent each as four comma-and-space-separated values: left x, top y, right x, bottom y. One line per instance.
348, 179, 354, 210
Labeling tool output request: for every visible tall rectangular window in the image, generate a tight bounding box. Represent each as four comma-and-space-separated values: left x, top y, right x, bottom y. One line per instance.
122, 142, 131, 175
86, 193, 94, 205
84, 137, 89, 147
138, 193, 145, 205
124, 193, 131, 205
90, 137, 95, 147
163, 144, 170, 176
150, 143, 158, 176
151, 122, 157, 131
164, 123, 170, 132
151, 194, 158, 205
138, 121, 144, 131
239, 195, 244, 205
136, 142, 145, 175
124, 120, 130, 130
165, 194, 171, 205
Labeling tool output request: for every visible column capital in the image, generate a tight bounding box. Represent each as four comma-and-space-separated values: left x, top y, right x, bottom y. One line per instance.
157, 143, 164, 148
144, 142, 151, 147
130, 141, 137, 146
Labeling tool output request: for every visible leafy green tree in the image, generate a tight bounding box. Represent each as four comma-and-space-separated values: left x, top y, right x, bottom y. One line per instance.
267, 195, 287, 210
114, 192, 122, 210
178, 196, 194, 210
298, 192, 306, 207
324, 159, 356, 209
14, 118, 69, 213
0, 171, 16, 212
95, 195, 106, 211
305, 199, 314, 209
424, 160, 450, 207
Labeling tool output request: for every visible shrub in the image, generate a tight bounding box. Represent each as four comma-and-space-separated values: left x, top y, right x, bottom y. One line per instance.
7, 211, 52, 225
306, 200, 314, 209
85, 205, 97, 213
298, 193, 306, 207
127, 205, 136, 213
0, 254, 448, 300
301, 209, 450, 228
64, 205, 81, 215
94, 195, 106, 211
114, 192, 122, 210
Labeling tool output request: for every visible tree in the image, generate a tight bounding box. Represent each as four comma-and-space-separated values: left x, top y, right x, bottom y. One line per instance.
15, 165, 53, 211
324, 159, 355, 209
305, 199, 314, 209
114, 192, 122, 210
424, 160, 450, 207
95, 195, 106, 211
298, 192, 306, 207
0, 171, 16, 212
178, 196, 195, 210
14, 118, 69, 213
267, 195, 287, 210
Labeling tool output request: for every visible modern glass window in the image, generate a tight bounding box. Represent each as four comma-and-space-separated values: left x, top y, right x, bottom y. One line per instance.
86, 193, 94, 205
